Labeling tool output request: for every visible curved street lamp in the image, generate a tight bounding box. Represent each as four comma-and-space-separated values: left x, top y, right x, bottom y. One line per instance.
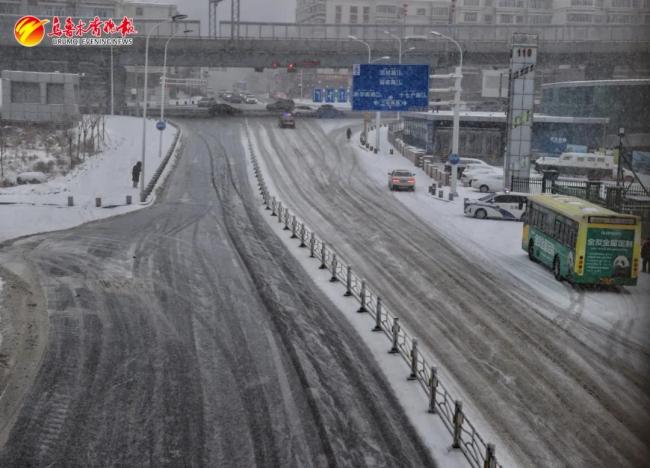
431, 30, 463, 196
158, 25, 193, 161
139, 13, 188, 202
370, 55, 391, 63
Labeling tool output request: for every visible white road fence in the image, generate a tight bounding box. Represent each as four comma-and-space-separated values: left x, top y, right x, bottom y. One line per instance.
245, 122, 501, 468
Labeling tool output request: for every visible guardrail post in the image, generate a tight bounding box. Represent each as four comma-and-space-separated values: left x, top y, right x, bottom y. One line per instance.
309, 232, 316, 258
264, 192, 270, 209
408, 339, 418, 380
357, 280, 367, 312
373, 297, 382, 331
330, 254, 338, 282
291, 215, 298, 238
483, 443, 497, 468
452, 400, 464, 449
320, 242, 327, 269
299, 223, 306, 247
344, 265, 353, 296
428, 366, 438, 413
284, 210, 291, 230
277, 202, 283, 223
271, 197, 277, 216
389, 317, 400, 353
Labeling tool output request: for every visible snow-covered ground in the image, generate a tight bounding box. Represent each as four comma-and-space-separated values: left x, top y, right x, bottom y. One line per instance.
364, 126, 650, 348
0, 116, 178, 243
241, 128, 479, 468
293, 98, 352, 110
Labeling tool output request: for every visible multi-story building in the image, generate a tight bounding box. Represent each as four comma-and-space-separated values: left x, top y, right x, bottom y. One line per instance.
296, 1, 452, 25
296, 0, 650, 26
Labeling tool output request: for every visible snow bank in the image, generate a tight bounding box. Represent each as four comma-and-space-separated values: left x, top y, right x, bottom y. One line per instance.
0, 116, 179, 243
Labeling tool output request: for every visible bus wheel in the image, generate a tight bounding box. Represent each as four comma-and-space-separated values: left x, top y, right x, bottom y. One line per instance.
553, 256, 563, 281
475, 209, 487, 219
528, 241, 537, 262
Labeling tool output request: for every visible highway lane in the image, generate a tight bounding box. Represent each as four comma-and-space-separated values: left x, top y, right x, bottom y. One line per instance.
249, 117, 650, 467
0, 118, 435, 467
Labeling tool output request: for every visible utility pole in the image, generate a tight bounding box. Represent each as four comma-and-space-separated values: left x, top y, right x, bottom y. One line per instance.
209, 0, 224, 38
616, 127, 625, 187
231, 0, 240, 40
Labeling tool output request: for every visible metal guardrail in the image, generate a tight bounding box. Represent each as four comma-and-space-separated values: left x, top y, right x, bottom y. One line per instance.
143, 121, 181, 200
245, 120, 501, 468
219, 21, 650, 44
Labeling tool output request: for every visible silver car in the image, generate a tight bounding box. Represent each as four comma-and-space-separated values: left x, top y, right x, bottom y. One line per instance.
388, 169, 416, 191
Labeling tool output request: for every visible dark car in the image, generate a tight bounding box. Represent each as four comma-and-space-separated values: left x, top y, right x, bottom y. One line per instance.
314, 104, 344, 118
227, 94, 243, 103
279, 112, 295, 128
208, 103, 243, 116
197, 97, 216, 108
266, 99, 295, 113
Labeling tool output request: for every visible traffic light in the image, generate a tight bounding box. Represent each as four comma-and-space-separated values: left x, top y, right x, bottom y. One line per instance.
271, 62, 278, 69
287, 63, 297, 73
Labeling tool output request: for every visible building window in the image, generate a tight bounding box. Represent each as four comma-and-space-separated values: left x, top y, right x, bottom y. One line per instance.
611, 0, 631, 6
417, 7, 426, 15
567, 13, 592, 22
349, 6, 358, 23
335, 5, 342, 23
376, 5, 397, 15
498, 0, 524, 7
608, 13, 635, 22
11, 82, 40, 104
464, 12, 478, 21
432, 7, 449, 16
464, 0, 480, 5
485, 0, 494, 6
0, 2, 19, 14
530, 14, 552, 23
595, 0, 604, 6
363, 6, 370, 22
516, 15, 524, 23
571, 0, 594, 6
499, 14, 513, 23
530, 0, 552, 8
484, 14, 493, 22
136, 7, 144, 16
46, 83, 65, 104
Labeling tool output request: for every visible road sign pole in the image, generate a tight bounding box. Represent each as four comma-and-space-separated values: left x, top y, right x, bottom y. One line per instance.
375, 111, 381, 152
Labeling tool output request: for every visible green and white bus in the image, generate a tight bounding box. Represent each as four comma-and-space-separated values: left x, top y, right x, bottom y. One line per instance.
523, 194, 641, 286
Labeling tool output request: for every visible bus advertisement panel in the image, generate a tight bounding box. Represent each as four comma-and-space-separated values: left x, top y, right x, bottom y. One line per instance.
584, 227, 635, 280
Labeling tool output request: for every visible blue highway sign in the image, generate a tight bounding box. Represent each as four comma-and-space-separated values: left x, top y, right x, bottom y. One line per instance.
325, 88, 335, 103
313, 88, 323, 102
352, 64, 429, 111
448, 153, 460, 165
337, 88, 347, 103
156, 120, 166, 131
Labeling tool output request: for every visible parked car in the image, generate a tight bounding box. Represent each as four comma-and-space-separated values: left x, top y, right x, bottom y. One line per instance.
470, 172, 506, 193
244, 96, 258, 104
314, 104, 344, 118
16, 171, 47, 184
388, 169, 416, 191
208, 103, 243, 116
463, 192, 529, 220
197, 97, 217, 108
266, 99, 295, 112
461, 165, 502, 186
279, 112, 295, 128
227, 93, 242, 103
445, 158, 493, 179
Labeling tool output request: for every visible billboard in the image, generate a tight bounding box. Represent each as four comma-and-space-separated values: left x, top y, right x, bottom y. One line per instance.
504, 34, 538, 185
351, 64, 429, 111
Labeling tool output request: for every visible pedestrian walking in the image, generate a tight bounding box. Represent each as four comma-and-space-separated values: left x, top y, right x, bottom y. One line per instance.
132, 161, 142, 188
346, 127, 352, 141
642, 237, 650, 273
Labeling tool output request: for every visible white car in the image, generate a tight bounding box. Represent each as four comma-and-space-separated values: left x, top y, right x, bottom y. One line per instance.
463, 192, 529, 220
470, 172, 505, 192
461, 165, 501, 186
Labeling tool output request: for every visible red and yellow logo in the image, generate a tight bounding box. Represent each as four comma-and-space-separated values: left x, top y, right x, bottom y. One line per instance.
14, 16, 50, 47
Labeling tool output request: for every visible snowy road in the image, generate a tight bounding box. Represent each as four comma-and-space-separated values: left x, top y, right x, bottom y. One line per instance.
247, 117, 650, 467
0, 119, 435, 467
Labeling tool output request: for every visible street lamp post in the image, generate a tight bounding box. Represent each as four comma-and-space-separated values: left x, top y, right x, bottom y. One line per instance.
431, 30, 463, 197
384, 30, 403, 122
158, 26, 193, 162
140, 13, 187, 202
349, 35, 382, 150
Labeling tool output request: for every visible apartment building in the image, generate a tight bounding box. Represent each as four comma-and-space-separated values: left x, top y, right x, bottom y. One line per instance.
296, 0, 650, 26
296, 0, 452, 25
0, 0, 178, 20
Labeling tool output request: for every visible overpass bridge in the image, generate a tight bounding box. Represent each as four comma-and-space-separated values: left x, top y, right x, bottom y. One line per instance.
1, 15, 649, 71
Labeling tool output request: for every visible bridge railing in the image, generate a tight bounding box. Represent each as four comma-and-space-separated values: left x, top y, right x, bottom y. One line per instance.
217, 21, 650, 44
